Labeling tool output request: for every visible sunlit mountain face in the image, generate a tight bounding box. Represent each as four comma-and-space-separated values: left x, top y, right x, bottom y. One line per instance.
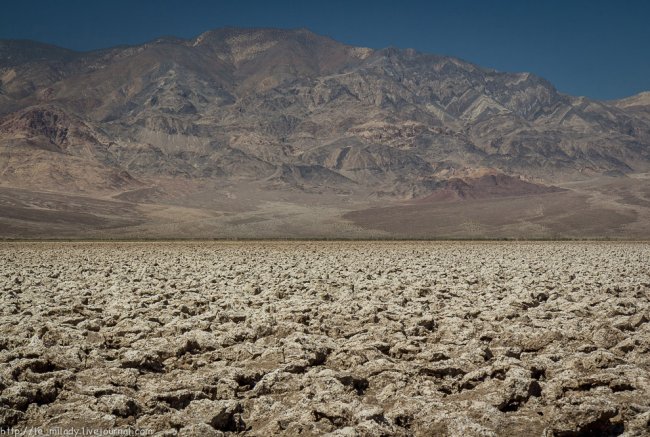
1, 28, 649, 238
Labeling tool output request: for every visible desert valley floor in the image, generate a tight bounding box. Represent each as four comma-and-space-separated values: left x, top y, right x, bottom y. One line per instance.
0, 242, 649, 436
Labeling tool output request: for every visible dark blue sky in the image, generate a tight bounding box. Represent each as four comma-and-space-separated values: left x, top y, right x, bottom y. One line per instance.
1, 0, 648, 100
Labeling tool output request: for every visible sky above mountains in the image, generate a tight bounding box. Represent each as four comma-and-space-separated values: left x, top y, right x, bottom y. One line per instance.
1, 0, 648, 100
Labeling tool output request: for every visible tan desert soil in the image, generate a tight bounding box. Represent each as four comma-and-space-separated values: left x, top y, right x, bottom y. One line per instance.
0, 242, 649, 436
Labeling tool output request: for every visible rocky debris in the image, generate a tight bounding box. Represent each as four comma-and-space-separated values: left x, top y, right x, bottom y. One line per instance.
0, 241, 649, 435
0, 408, 24, 428
98, 394, 141, 418
546, 397, 624, 436
493, 367, 542, 412
183, 399, 246, 432
119, 349, 165, 372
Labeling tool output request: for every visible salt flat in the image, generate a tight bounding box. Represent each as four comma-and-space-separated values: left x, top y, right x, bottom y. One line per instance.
0, 242, 649, 436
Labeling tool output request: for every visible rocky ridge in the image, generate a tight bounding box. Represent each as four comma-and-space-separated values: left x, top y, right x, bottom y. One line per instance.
1, 28, 650, 200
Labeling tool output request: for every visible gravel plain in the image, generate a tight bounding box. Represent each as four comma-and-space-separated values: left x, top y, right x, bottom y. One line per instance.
0, 242, 649, 436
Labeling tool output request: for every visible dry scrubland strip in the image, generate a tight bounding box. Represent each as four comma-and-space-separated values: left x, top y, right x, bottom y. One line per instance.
0, 242, 649, 436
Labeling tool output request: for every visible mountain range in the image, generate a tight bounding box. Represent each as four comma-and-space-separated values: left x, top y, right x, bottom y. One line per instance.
1, 27, 649, 238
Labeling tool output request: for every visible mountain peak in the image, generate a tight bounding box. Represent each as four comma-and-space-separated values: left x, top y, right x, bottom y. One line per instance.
614, 91, 650, 108
0, 39, 78, 68
192, 26, 326, 47
186, 26, 373, 78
